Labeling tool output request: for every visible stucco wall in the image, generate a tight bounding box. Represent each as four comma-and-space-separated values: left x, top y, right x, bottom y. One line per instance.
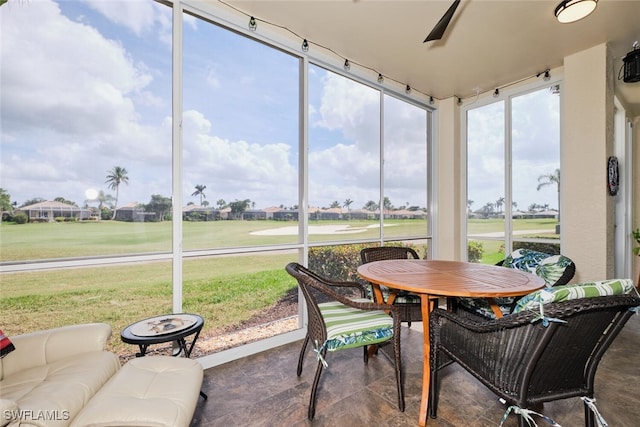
433, 97, 461, 260
559, 44, 615, 282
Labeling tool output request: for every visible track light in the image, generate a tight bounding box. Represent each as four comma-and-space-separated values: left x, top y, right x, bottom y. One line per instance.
344, 59, 350, 70
301, 39, 309, 52
555, 0, 598, 23
248, 16, 257, 31
537, 69, 551, 81
493, 88, 500, 98
377, 73, 384, 84
405, 85, 411, 94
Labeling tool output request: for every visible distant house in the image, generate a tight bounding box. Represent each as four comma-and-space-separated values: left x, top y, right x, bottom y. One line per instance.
272, 209, 298, 221
350, 209, 378, 220
114, 203, 153, 222
182, 205, 221, 221
532, 209, 559, 219
17, 201, 91, 222
242, 209, 267, 220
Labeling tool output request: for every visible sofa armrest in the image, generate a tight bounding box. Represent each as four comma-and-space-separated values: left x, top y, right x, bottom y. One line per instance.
0, 323, 112, 379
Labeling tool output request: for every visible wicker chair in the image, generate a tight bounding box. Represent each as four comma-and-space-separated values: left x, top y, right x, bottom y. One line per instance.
454, 249, 576, 318
360, 246, 423, 326
285, 262, 404, 420
429, 293, 640, 427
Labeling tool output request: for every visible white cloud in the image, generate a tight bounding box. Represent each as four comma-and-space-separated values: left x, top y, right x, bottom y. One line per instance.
85, 0, 166, 37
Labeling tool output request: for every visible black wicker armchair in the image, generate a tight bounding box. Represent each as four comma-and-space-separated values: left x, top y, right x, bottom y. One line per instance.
360, 246, 423, 326
429, 294, 640, 427
285, 262, 405, 420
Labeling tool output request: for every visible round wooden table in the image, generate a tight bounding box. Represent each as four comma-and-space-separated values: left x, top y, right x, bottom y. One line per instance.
357, 259, 545, 426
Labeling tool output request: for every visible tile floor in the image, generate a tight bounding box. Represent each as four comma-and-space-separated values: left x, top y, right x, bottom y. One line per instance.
191, 314, 639, 426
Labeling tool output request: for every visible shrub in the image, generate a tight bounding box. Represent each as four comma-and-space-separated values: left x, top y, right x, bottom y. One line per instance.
513, 241, 560, 255
308, 241, 424, 282
467, 240, 484, 263
14, 213, 28, 224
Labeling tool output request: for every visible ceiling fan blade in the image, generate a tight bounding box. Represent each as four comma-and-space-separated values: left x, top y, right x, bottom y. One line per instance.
423, 0, 461, 43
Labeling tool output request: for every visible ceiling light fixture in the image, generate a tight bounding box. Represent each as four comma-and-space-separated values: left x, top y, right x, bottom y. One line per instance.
429, 96, 435, 105
301, 39, 309, 52
405, 85, 411, 94
248, 16, 257, 31
377, 73, 384, 84
493, 89, 500, 98
344, 59, 350, 70
554, 0, 598, 24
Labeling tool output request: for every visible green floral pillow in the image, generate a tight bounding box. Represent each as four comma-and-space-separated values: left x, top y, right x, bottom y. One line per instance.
513, 278, 636, 314
534, 254, 574, 286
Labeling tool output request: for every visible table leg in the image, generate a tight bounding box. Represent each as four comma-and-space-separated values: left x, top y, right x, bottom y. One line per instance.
418, 294, 432, 426
136, 344, 149, 357
486, 298, 505, 318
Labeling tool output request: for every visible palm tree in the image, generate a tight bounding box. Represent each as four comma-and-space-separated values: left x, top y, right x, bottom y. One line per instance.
105, 166, 129, 220
537, 168, 561, 222
192, 184, 207, 206
363, 200, 378, 212
495, 197, 504, 214
343, 198, 353, 219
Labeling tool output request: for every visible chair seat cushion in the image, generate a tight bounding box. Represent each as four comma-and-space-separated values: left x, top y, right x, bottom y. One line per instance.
319, 298, 394, 351
513, 278, 636, 313
534, 254, 574, 286
504, 249, 573, 286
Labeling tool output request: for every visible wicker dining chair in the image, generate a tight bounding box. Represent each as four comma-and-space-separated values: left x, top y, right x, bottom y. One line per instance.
360, 246, 423, 326
430, 280, 639, 427
454, 249, 576, 319
285, 262, 405, 420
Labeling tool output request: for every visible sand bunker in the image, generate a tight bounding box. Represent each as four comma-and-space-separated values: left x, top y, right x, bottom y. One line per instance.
250, 223, 396, 236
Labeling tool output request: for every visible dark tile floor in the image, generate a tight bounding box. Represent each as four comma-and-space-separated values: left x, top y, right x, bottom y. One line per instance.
191, 314, 639, 427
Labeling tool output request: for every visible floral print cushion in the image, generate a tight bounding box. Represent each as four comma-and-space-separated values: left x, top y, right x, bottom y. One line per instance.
534, 254, 574, 286
504, 249, 573, 286
503, 249, 551, 273
319, 298, 394, 351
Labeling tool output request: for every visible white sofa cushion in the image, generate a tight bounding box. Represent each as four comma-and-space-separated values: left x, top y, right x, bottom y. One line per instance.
1, 323, 113, 380
0, 351, 120, 427
70, 356, 203, 427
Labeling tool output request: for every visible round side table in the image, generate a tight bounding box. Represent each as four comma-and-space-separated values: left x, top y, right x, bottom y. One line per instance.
120, 313, 204, 358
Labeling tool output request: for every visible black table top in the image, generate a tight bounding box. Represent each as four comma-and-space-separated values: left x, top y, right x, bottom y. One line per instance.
120, 313, 204, 345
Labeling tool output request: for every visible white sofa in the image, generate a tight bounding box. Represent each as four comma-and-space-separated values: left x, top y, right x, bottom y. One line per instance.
0, 323, 203, 427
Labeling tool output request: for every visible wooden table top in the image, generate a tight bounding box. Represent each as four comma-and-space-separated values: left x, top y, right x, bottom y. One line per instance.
357, 259, 545, 298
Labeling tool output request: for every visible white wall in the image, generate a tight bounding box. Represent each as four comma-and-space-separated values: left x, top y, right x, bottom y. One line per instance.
562, 44, 616, 282
433, 97, 462, 261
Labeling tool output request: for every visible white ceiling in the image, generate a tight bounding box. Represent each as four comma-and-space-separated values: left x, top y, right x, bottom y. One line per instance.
225, 0, 640, 116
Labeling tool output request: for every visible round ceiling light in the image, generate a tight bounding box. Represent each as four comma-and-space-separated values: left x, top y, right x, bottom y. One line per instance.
555, 0, 598, 23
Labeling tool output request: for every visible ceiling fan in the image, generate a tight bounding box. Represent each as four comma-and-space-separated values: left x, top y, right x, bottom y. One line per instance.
423, 0, 461, 43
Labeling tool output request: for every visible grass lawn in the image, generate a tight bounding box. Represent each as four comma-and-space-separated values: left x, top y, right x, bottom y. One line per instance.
1, 252, 297, 354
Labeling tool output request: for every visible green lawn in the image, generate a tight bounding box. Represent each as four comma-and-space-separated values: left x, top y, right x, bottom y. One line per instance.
1, 253, 297, 353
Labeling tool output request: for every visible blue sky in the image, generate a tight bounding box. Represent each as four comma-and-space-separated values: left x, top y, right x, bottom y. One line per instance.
0, 0, 557, 212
